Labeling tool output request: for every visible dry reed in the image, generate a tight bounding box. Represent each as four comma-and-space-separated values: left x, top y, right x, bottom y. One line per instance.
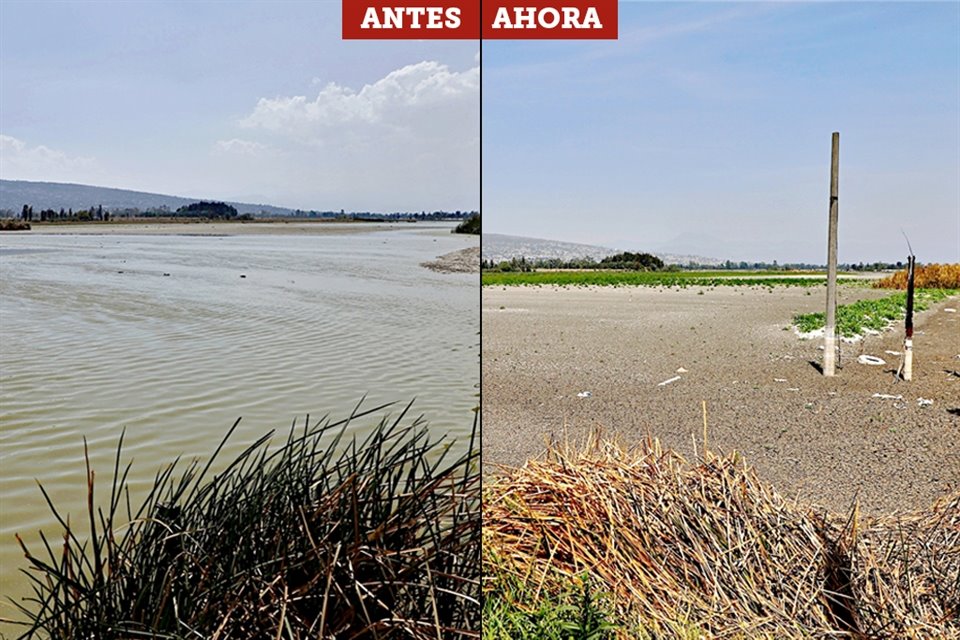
483, 433, 959, 639
874, 264, 960, 290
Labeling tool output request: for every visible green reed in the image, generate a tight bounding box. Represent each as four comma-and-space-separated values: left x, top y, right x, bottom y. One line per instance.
9, 402, 480, 639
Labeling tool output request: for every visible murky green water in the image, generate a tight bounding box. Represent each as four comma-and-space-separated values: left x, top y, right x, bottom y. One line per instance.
0, 224, 479, 622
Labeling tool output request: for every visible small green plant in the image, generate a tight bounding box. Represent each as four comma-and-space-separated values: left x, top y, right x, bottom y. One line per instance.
483, 570, 620, 640
793, 288, 956, 337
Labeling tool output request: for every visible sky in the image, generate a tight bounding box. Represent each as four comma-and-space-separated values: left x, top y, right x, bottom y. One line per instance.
0, 1, 479, 212
483, 2, 960, 263
1, 3, 957, 262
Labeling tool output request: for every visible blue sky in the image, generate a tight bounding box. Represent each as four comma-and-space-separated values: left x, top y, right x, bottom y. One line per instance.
0, 1, 478, 211
2, 2, 957, 262
483, 2, 960, 263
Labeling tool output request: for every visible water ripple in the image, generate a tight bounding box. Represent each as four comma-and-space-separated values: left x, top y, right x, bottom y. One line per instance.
0, 226, 479, 609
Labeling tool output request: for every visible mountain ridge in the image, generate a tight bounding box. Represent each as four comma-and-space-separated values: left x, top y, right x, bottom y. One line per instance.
0, 180, 297, 216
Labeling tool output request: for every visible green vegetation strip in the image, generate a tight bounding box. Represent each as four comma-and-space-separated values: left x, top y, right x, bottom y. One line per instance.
482, 270, 855, 288
793, 288, 956, 337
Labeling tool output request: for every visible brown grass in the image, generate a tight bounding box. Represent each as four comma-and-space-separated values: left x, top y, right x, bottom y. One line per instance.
0, 218, 31, 231
483, 433, 959, 639
874, 263, 960, 289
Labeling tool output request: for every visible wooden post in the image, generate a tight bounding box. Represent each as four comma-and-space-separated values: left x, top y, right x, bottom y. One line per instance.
903, 255, 915, 381
824, 132, 839, 376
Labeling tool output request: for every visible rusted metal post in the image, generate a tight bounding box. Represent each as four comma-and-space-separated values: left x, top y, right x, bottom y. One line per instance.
824, 132, 839, 376
903, 255, 915, 380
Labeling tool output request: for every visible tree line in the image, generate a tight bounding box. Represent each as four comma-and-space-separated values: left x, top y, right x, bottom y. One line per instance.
7, 203, 479, 223
684, 260, 908, 271
454, 213, 480, 234
175, 201, 244, 219
20, 204, 109, 222
15, 201, 247, 222
482, 256, 910, 273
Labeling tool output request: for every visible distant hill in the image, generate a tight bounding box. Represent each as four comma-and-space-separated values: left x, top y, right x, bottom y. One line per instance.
0, 180, 296, 217
483, 233, 721, 266
483, 234, 618, 263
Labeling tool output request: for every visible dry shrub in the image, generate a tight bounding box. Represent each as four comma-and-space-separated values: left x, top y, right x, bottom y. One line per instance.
874, 263, 960, 289
483, 434, 959, 639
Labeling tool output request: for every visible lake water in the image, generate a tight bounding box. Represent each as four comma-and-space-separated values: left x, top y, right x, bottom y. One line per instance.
0, 223, 479, 620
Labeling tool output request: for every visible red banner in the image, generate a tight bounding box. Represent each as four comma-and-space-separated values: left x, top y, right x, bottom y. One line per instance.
342, 0, 617, 40
482, 0, 617, 39
343, 0, 481, 39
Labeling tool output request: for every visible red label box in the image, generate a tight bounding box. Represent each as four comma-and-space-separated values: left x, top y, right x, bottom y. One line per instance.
483, 0, 617, 39
342, 0, 481, 39
342, 0, 617, 40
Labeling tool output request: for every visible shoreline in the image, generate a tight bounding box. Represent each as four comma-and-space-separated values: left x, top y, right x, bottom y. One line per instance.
7, 220, 448, 236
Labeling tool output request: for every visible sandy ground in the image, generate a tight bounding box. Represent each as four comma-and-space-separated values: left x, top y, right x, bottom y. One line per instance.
482, 284, 959, 514
422, 246, 480, 273
20, 221, 402, 235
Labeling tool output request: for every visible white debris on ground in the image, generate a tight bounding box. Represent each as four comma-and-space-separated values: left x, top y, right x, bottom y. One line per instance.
857, 355, 886, 366
576, 391, 592, 398
794, 327, 863, 343
872, 393, 903, 401
657, 376, 682, 387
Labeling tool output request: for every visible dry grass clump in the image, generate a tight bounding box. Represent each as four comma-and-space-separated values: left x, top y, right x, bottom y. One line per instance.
483, 434, 959, 639
851, 494, 960, 635
10, 403, 480, 639
874, 263, 960, 289
0, 218, 31, 231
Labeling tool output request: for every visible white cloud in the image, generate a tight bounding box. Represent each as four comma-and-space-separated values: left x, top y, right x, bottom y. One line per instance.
242, 61, 478, 135
0, 134, 100, 182
228, 60, 479, 210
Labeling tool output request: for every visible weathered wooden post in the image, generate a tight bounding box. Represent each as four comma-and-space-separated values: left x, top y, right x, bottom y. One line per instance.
903, 255, 915, 380
824, 132, 840, 376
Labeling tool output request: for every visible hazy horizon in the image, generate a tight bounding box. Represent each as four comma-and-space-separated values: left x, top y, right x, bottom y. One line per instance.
0, 178, 477, 215
0, 2, 479, 213
483, 230, 931, 266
